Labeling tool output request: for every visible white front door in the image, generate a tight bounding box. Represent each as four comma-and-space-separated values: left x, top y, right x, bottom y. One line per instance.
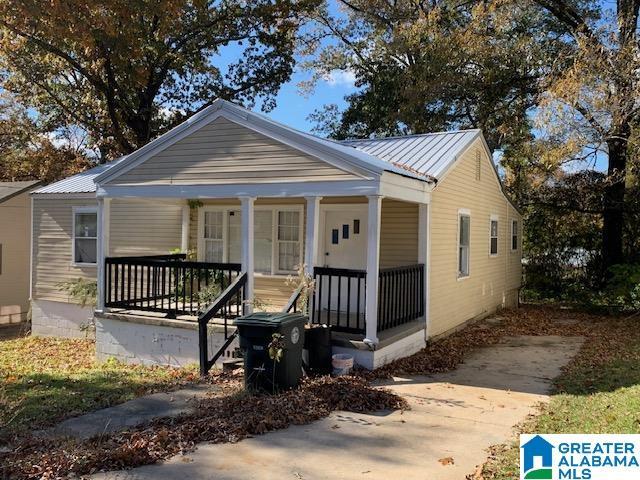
322, 207, 368, 269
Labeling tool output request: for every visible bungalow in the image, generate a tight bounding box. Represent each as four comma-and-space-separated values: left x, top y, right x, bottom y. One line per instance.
30, 99, 522, 370
0, 180, 41, 325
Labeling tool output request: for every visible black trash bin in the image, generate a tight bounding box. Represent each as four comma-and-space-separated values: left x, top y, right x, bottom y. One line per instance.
304, 325, 332, 375
234, 312, 306, 392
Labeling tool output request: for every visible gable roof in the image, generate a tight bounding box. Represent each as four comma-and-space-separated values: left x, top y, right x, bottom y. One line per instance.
32, 159, 126, 195
33, 100, 498, 196
342, 130, 481, 180
0, 180, 41, 203
94, 99, 433, 186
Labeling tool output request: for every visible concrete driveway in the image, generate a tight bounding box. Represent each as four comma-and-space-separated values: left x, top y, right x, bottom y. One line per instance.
95, 335, 583, 480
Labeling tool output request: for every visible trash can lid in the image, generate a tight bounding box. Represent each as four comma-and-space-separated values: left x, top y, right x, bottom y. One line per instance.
234, 311, 307, 327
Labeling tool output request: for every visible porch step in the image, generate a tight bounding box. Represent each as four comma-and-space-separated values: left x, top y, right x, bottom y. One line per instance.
222, 358, 244, 373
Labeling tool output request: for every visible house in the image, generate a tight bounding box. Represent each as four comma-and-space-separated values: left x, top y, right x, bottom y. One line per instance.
30, 99, 522, 370
0, 180, 41, 324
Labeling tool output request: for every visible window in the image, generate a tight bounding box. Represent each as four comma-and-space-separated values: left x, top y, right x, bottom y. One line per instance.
490, 217, 499, 256
458, 213, 470, 278
277, 211, 301, 272
73, 208, 97, 265
511, 220, 519, 251
203, 211, 224, 262
200, 207, 302, 274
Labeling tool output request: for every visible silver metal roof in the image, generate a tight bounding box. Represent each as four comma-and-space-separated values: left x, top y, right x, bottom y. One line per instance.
342, 130, 480, 180
0, 180, 41, 203
33, 158, 126, 195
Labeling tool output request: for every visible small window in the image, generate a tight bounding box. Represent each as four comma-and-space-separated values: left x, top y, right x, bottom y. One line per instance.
342, 224, 349, 239
511, 220, 519, 251
353, 219, 360, 234
458, 213, 470, 278
73, 208, 97, 265
490, 218, 498, 256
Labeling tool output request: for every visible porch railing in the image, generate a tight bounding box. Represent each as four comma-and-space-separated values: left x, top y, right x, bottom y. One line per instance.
310, 264, 424, 335
199, 272, 247, 375
104, 254, 242, 318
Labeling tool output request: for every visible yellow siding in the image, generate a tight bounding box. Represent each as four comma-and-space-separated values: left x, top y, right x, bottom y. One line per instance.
109, 199, 183, 256
32, 198, 98, 303
428, 138, 522, 337
109, 117, 359, 185
0, 192, 31, 323
380, 199, 418, 268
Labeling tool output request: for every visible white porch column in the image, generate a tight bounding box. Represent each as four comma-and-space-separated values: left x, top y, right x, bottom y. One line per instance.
96, 197, 111, 313
418, 203, 430, 336
181, 203, 190, 253
365, 195, 382, 345
240, 196, 255, 314
304, 196, 322, 275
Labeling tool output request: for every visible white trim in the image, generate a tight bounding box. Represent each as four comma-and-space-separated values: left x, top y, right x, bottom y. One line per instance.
365, 195, 382, 345
457, 210, 471, 280
97, 180, 381, 200
181, 204, 190, 253
304, 197, 322, 274
71, 206, 99, 267
197, 204, 304, 276
96, 198, 110, 312
489, 214, 499, 257
31, 192, 96, 200
418, 203, 429, 339
29, 196, 34, 300
241, 197, 255, 314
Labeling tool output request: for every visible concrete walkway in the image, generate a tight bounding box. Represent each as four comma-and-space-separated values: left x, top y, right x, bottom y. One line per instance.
93, 335, 583, 480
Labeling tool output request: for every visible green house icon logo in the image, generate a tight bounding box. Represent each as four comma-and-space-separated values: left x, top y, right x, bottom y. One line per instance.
521, 435, 554, 479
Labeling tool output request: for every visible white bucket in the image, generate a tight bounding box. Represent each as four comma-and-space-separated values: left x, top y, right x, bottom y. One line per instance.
332, 353, 354, 376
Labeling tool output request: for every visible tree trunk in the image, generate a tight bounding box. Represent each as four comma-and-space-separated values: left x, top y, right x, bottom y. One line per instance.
601, 134, 629, 274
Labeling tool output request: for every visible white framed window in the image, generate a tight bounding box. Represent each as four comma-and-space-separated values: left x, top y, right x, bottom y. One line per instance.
198, 205, 303, 275
277, 210, 301, 273
72, 207, 98, 266
458, 211, 470, 278
203, 211, 224, 262
489, 215, 499, 256
511, 219, 519, 251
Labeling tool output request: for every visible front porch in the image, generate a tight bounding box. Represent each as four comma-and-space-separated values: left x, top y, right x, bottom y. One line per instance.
96, 194, 429, 372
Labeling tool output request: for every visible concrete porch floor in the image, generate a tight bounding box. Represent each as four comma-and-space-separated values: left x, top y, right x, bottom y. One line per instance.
93, 334, 583, 480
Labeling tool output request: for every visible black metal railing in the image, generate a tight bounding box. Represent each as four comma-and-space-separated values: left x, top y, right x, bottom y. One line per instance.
199, 272, 247, 375
105, 254, 242, 318
310, 264, 425, 335
311, 267, 367, 334
377, 264, 424, 331
283, 284, 305, 313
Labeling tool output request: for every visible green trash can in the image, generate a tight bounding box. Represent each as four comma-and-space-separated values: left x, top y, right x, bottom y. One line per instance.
234, 312, 306, 392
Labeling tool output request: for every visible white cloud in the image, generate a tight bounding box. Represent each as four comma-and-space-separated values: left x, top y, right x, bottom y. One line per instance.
322, 69, 357, 88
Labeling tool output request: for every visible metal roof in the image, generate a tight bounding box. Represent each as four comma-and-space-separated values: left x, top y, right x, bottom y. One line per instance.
32, 158, 126, 195
342, 130, 481, 180
33, 103, 483, 195
0, 180, 41, 203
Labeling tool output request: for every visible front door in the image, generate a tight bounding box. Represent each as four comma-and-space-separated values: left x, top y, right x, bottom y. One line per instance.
322, 207, 368, 269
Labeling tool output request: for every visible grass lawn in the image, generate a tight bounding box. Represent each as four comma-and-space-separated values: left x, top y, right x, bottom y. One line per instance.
479, 311, 640, 479
0, 336, 198, 442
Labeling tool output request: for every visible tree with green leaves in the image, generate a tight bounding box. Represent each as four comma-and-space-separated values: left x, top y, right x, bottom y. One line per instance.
304, 0, 570, 152
0, 0, 320, 159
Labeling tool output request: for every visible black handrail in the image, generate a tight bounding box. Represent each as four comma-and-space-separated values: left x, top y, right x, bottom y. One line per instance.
199, 272, 247, 376
378, 264, 424, 331
283, 284, 305, 313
